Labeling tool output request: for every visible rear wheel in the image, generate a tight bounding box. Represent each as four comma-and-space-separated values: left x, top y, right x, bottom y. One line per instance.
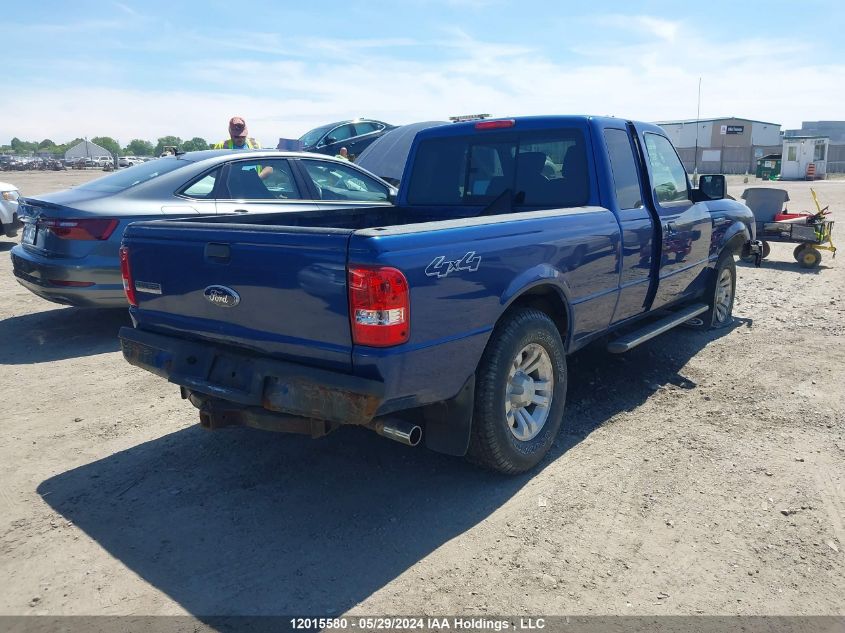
793, 244, 806, 261
468, 308, 567, 474
798, 247, 822, 269
761, 241, 771, 259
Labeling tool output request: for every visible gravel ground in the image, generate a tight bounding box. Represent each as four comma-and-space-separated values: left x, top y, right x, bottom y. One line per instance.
0, 170, 842, 618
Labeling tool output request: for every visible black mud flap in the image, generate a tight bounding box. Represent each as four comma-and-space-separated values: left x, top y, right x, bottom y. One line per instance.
422, 374, 475, 456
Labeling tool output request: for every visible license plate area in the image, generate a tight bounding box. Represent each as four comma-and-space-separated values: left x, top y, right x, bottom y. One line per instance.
21, 222, 37, 245
208, 355, 255, 393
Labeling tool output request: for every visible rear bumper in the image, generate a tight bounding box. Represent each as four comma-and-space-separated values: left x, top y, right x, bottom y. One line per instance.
119, 327, 385, 425
10, 245, 127, 307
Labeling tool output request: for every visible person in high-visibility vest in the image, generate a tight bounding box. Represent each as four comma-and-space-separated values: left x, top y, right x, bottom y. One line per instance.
214, 116, 272, 179
213, 116, 261, 150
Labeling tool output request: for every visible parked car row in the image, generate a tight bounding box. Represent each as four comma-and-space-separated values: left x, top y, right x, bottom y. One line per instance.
1, 156, 67, 171
7, 115, 763, 473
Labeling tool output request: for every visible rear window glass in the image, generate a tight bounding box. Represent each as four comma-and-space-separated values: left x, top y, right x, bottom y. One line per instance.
77, 158, 188, 193
406, 128, 590, 209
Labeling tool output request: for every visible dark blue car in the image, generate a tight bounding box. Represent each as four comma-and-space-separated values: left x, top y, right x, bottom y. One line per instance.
298, 119, 394, 158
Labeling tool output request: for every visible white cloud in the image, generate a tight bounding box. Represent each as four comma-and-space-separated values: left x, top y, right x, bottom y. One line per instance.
594, 14, 681, 42
3, 24, 844, 146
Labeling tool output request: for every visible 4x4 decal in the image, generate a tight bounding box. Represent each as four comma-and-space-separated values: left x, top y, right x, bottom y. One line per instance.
425, 251, 482, 278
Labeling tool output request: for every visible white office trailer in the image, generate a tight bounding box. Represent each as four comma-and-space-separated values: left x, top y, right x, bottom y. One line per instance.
780, 136, 829, 180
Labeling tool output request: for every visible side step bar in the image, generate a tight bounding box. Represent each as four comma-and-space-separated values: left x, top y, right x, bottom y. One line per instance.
607, 304, 708, 354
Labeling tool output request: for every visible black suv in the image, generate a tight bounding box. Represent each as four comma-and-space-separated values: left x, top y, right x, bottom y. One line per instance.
297, 119, 394, 158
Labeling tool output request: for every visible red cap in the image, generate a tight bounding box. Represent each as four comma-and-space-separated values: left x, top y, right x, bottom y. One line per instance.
228, 116, 247, 137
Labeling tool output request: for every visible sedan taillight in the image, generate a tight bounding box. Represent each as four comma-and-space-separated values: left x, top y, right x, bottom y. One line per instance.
38, 217, 119, 240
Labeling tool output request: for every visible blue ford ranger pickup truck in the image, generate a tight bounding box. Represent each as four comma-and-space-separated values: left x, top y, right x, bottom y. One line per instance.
119, 116, 761, 473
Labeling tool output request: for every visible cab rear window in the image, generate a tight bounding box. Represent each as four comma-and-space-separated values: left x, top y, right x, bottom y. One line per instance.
407, 129, 590, 209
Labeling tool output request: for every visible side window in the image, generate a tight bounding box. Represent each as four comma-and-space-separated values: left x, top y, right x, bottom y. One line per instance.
644, 134, 689, 203
787, 146, 797, 161
180, 167, 221, 199
354, 122, 378, 135
301, 160, 389, 201
325, 124, 355, 144
604, 129, 643, 209
220, 159, 299, 200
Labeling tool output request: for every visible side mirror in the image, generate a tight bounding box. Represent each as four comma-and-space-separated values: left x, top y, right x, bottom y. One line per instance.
698, 174, 725, 200
387, 189, 397, 204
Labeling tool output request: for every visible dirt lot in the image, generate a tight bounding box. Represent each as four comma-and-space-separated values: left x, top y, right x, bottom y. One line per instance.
0, 170, 843, 618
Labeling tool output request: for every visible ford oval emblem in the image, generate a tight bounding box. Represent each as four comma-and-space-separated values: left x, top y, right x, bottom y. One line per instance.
204, 285, 240, 307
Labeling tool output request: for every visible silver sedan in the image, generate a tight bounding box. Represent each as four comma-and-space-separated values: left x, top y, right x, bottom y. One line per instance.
11, 150, 396, 307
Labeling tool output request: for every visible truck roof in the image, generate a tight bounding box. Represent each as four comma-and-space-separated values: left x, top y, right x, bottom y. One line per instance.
414, 115, 661, 141
417, 114, 665, 140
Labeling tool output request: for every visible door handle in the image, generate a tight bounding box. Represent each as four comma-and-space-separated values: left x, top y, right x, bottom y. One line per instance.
233, 208, 249, 213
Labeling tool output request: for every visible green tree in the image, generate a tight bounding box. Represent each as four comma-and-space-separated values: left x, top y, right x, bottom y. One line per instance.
181, 137, 210, 152
91, 136, 121, 158
125, 139, 154, 156
154, 136, 183, 156
38, 139, 56, 149
10, 137, 37, 154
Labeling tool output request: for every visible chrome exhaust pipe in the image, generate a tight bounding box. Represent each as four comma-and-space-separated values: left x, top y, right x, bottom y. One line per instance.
371, 418, 422, 447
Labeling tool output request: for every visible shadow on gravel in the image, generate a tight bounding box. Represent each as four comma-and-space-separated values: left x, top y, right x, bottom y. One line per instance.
737, 259, 832, 274
0, 307, 130, 364
38, 319, 737, 617
0, 242, 16, 252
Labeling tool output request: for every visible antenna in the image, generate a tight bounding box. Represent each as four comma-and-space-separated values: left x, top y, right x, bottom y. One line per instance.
694, 77, 701, 184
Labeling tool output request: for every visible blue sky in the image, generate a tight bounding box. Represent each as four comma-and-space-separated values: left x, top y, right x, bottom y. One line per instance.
3, 0, 844, 148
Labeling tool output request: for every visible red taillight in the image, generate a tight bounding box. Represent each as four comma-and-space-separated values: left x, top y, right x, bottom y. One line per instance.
348, 266, 409, 347
475, 119, 515, 130
119, 246, 137, 307
39, 217, 119, 240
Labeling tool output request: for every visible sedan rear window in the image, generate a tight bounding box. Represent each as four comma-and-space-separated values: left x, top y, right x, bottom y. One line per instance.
77, 159, 189, 193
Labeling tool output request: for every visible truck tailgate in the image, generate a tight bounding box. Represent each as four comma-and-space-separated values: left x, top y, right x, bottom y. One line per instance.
123, 222, 354, 371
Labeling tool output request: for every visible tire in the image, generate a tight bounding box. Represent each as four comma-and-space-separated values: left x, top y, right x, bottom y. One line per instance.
694, 252, 736, 329
793, 244, 806, 262
761, 241, 771, 259
467, 308, 567, 474
798, 247, 822, 269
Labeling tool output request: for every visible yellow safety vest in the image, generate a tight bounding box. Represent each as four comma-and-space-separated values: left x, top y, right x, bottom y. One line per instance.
213, 138, 260, 149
